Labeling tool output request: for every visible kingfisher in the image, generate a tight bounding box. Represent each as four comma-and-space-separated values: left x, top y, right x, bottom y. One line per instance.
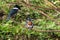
7, 5, 22, 21
25, 16, 33, 29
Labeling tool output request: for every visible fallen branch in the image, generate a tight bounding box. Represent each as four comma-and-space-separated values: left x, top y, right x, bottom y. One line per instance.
33, 29, 60, 32
21, 1, 60, 24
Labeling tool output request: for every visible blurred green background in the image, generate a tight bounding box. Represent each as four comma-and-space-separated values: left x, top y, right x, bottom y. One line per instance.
0, 0, 60, 40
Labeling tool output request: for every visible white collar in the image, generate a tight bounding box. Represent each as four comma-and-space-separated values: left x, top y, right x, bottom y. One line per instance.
13, 7, 18, 9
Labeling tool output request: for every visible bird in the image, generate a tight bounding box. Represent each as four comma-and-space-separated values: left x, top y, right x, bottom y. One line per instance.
6, 5, 22, 21
25, 16, 33, 29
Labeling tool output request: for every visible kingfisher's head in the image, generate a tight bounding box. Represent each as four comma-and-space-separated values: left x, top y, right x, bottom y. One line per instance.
26, 17, 32, 21
14, 5, 22, 9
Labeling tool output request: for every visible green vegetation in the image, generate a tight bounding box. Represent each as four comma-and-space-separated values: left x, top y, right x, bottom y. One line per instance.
0, 0, 60, 40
